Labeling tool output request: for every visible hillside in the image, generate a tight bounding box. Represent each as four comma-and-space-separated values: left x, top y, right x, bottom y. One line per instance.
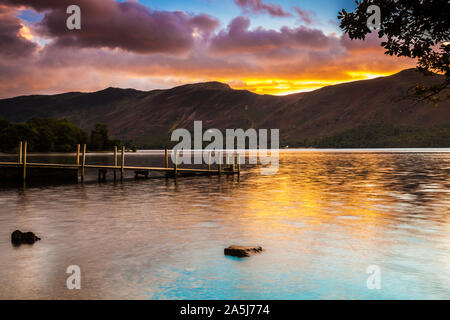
0, 69, 449, 148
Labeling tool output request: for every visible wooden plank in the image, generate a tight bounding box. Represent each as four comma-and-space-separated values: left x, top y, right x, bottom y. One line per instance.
0, 162, 22, 166
0, 162, 236, 174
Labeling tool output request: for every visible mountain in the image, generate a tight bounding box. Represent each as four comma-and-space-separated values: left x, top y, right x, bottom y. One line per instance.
0, 69, 449, 148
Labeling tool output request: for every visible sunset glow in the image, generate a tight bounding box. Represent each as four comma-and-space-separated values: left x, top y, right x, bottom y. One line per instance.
230, 73, 396, 95
18, 24, 33, 41
0, 0, 415, 98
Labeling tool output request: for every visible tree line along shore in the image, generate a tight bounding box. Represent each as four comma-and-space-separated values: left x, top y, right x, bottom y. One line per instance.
1, 117, 449, 152
0, 117, 123, 153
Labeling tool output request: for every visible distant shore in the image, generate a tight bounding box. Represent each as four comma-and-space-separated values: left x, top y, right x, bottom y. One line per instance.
1, 147, 449, 157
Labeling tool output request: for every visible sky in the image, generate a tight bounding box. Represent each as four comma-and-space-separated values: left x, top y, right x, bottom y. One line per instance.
0, 0, 416, 98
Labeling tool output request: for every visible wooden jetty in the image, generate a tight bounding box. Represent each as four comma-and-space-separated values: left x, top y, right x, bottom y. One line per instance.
0, 141, 241, 184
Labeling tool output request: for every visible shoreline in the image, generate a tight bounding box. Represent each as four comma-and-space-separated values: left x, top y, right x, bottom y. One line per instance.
1, 147, 450, 156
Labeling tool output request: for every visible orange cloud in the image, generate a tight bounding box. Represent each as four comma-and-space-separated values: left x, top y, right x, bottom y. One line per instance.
0, 1, 417, 98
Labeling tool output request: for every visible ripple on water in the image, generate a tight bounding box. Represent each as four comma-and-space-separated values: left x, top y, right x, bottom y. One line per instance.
0, 150, 449, 299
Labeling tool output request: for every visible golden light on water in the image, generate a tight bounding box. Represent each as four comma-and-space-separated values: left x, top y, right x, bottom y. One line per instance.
1, 151, 449, 299
235, 152, 397, 247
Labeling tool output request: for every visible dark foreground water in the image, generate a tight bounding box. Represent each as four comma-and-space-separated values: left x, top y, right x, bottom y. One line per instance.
0, 149, 449, 299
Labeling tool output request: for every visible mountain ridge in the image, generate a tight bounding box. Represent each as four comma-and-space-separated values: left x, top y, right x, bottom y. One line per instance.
0, 69, 449, 147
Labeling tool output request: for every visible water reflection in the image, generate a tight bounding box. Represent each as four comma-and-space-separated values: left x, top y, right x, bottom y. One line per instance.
0, 150, 449, 299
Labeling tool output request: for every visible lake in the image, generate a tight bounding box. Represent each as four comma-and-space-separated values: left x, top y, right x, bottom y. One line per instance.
0, 149, 449, 299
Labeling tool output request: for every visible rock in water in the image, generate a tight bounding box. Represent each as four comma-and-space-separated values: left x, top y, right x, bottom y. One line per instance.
11, 230, 22, 244
11, 230, 41, 245
224, 245, 263, 257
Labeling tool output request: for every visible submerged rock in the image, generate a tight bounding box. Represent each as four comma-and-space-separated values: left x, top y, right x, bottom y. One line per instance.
224, 245, 263, 258
11, 230, 41, 245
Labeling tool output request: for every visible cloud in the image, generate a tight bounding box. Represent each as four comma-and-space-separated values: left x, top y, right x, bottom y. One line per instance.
0, 5, 37, 58
190, 14, 221, 33
293, 6, 313, 25
234, 0, 292, 17
0, 1, 415, 98
5, 0, 220, 54
340, 32, 385, 53
210, 16, 330, 54
0, 39, 415, 99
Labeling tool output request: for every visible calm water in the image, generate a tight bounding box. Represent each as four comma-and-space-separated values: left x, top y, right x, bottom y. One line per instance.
0, 150, 449, 299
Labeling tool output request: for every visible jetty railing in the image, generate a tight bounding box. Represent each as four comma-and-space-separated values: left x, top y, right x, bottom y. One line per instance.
0, 141, 241, 183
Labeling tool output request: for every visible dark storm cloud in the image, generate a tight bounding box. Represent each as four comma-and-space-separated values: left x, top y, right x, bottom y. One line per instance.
4, 0, 220, 54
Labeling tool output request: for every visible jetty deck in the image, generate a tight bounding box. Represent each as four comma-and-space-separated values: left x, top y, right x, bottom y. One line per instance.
0, 142, 240, 184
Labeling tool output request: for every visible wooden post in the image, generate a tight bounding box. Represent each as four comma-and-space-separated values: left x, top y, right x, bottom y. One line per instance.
121, 146, 125, 180
208, 152, 211, 171
218, 152, 222, 175
237, 154, 241, 175
174, 150, 178, 176
76, 144, 80, 166
81, 144, 86, 182
114, 146, 118, 181
98, 169, 107, 182
232, 152, 236, 173
18, 141, 23, 164
22, 141, 27, 182
165, 148, 169, 168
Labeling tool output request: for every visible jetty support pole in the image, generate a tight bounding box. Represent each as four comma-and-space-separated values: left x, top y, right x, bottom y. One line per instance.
121, 146, 125, 180
208, 151, 211, 171
18, 141, 23, 164
76, 144, 80, 166
238, 154, 241, 176
114, 146, 118, 181
22, 141, 27, 182
81, 144, 86, 182
165, 148, 169, 168
233, 152, 236, 173
174, 150, 178, 176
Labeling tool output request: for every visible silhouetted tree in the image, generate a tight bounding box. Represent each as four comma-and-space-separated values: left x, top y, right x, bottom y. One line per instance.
89, 123, 119, 151
89, 123, 109, 151
338, 0, 449, 104
0, 118, 89, 153
0, 117, 9, 130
